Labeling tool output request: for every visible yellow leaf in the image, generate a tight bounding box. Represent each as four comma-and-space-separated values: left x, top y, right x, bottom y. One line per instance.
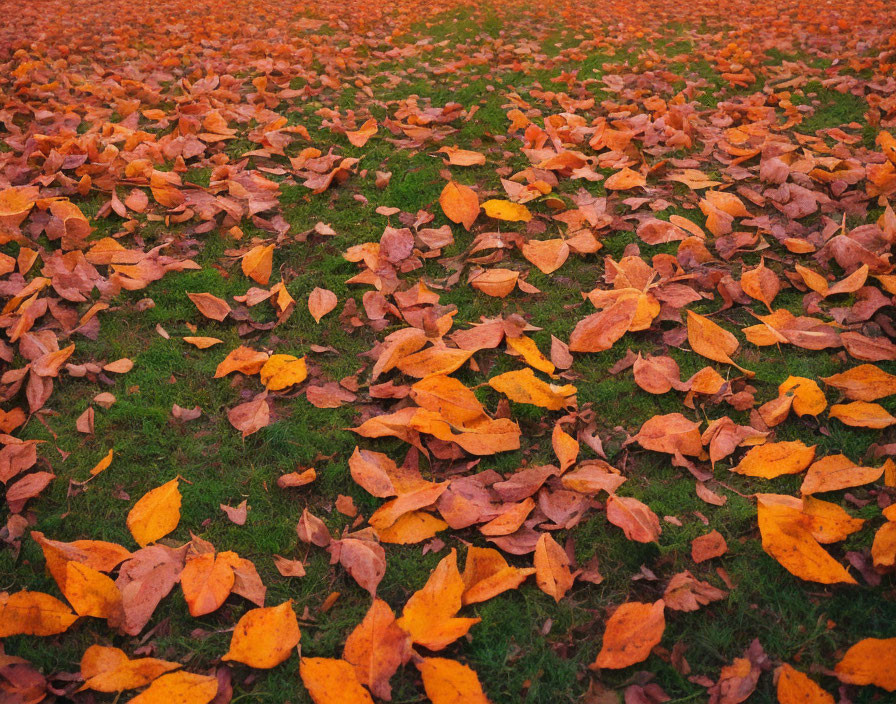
481, 199, 532, 222
259, 354, 308, 391
126, 479, 181, 547
90, 448, 114, 476
488, 368, 576, 410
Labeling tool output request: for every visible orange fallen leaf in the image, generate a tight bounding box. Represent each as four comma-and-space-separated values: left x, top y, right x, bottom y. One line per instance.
79, 645, 181, 693
417, 658, 491, 704
779, 376, 827, 416
222, 600, 300, 669
687, 310, 752, 376
488, 368, 576, 410
691, 530, 727, 563
568, 296, 638, 353
214, 346, 269, 377
591, 600, 665, 669
606, 494, 662, 543
0, 590, 78, 637
605, 167, 646, 190
777, 664, 834, 704
308, 287, 338, 323
757, 497, 856, 584
731, 441, 816, 478
347, 118, 378, 147
822, 364, 896, 401
461, 546, 535, 605
377, 511, 447, 544
872, 521, 896, 571
829, 401, 896, 429
633, 413, 702, 456
397, 548, 481, 651
552, 423, 579, 472
437, 145, 486, 166
343, 598, 410, 700
187, 292, 230, 321
740, 258, 780, 311
181, 551, 237, 617
183, 336, 223, 349
470, 268, 519, 298
126, 479, 181, 547
128, 671, 218, 704
300, 657, 374, 704
260, 354, 307, 390
227, 397, 271, 437
241, 244, 275, 285
90, 448, 114, 476
834, 638, 896, 691
62, 561, 122, 618
533, 533, 576, 602
800, 454, 886, 494
439, 181, 479, 230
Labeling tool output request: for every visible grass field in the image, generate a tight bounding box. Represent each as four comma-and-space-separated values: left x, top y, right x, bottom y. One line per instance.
2, 0, 896, 701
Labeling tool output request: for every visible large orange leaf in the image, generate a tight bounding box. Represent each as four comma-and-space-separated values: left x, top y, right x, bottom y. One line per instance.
834, 638, 896, 691
187, 292, 231, 321
488, 368, 576, 410
776, 664, 834, 704
800, 454, 885, 494
591, 600, 665, 669
461, 547, 535, 605
222, 601, 300, 668
732, 441, 816, 478
757, 497, 856, 584
259, 354, 307, 390
0, 590, 78, 637
778, 376, 827, 416
62, 561, 122, 619
397, 549, 481, 651
180, 551, 237, 617
687, 310, 752, 376
126, 479, 181, 547
568, 296, 638, 353
633, 413, 702, 456
439, 181, 479, 230
128, 671, 218, 704
829, 401, 896, 429
821, 364, 896, 401
533, 533, 576, 602
214, 346, 269, 378
241, 244, 274, 285
417, 658, 491, 704
31, 531, 130, 591
300, 658, 374, 704
606, 495, 661, 543
79, 645, 180, 693
342, 598, 410, 700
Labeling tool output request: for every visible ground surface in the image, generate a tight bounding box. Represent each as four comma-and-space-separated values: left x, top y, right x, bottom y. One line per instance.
2, 0, 896, 702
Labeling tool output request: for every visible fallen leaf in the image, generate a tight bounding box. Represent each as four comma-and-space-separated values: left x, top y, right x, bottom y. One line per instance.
222, 601, 300, 669
591, 600, 665, 669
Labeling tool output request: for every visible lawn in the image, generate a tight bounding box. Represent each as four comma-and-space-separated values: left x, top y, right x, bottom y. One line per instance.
2, 0, 896, 702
